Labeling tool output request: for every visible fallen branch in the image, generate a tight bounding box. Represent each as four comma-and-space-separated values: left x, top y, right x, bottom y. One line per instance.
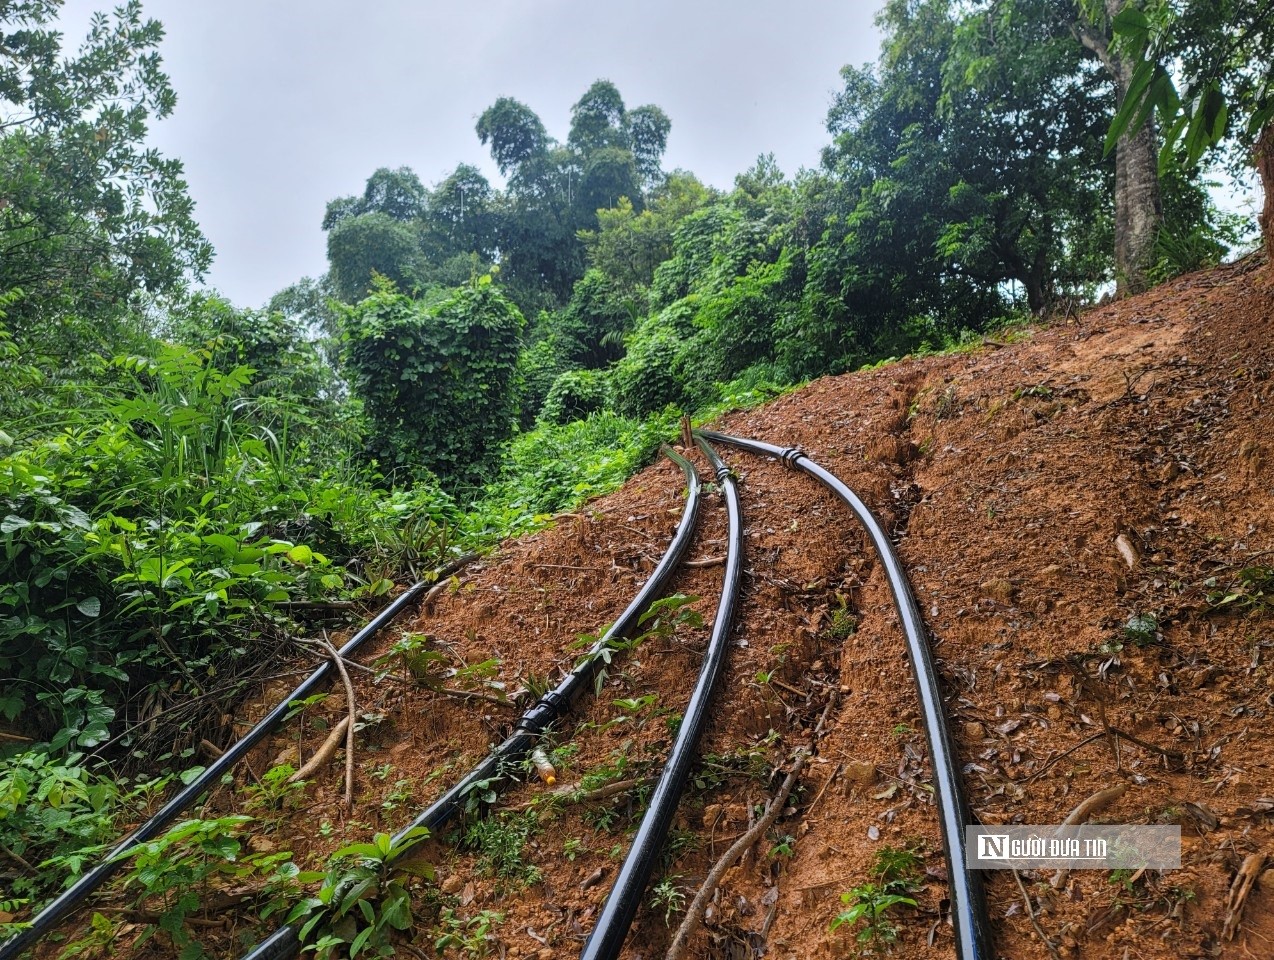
684, 555, 725, 568
666, 695, 837, 960
434, 685, 511, 708
1026, 732, 1106, 783
289, 716, 350, 784
1051, 782, 1128, 889
501, 777, 652, 811
1222, 852, 1266, 941
1013, 868, 1061, 960
298, 635, 358, 808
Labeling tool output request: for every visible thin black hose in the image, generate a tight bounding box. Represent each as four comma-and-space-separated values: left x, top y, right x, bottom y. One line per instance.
578, 434, 743, 960
0, 552, 478, 960
696, 429, 991, 960
241, 447, 702, 960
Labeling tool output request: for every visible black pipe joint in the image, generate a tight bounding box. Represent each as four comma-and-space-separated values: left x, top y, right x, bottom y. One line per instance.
515, 689, 567, 733
713, 465, 731, 483
779, 446, 806, 469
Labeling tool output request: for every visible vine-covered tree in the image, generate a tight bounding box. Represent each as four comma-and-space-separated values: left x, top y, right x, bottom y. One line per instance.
342, 276, 524, 484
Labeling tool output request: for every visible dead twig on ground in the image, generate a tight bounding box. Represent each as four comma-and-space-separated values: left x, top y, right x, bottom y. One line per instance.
1013, 868, 1062, 960
665, 695, 837, 960
502, 777, 652, 811
297, 635, 357, 808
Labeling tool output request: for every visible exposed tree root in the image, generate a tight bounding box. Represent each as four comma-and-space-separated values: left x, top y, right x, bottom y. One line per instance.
1050, 782, 1128, 889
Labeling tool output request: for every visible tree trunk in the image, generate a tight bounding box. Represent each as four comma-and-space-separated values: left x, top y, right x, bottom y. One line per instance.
1112, 64, 1163, 294
1077, 2, 1164, 296
1258, 121, 1274, 264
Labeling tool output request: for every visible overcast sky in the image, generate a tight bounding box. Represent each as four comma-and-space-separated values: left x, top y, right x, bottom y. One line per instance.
52, 0, 883, 308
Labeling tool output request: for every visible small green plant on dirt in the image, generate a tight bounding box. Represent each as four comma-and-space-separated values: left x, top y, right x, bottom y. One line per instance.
755, 641, 790, 686
434, 908, 504, 957
368, 762, 395, 781
114, 815, 301, 958
549, 741, 580, 771
637, 594, 703, 640
464, 810, 542, 887
871, 843, 924, 887
381, 779, 414, 813
582, 594, 702, 692
692, 734, 773, 792
827, 601, 859, 640
242, 763, 307, 819
650, 875, 688, 925
829, 884, 917, 953
769, 832, 796, 859
563, 837, 586, 861
288, 827, 433, 959
1122, 613, 1159, 646
662, 827, 699, 867
830, 843, 924, 953
514, 669, 552, 706
1206, 566, 1273, 612
890, 722, 913, 740
375, 633, 445, 682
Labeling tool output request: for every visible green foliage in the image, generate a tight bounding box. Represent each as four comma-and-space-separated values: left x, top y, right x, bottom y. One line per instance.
0, 751, 135, 900
610, 301, 696, 418
1206, 566, 1274, 613
650, 875, 687, 925
433, 908, 504, 958
115, 814, 301, 958
539, 369, 613, 425
829, 884, 918, 952
463, 810, 542, 886
326, 214, 425, 303
1, 336, 456, 751
288, 827, 433, 960
475, 81, 672, 308
829, 842, 924, 951
469, 409, 678, 539
0, 1, 211, 353
343, 278, 525, 485
1108, 1, 1274, 170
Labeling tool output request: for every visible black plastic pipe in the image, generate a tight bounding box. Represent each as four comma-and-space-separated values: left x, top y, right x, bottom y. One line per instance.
697, 429, 991, 960
579, 434, 743, 960
241, 446, 702, 960
0, 552, 478, 960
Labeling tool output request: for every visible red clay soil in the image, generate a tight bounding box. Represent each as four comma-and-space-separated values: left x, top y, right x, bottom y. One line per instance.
41, 257, 1274, 959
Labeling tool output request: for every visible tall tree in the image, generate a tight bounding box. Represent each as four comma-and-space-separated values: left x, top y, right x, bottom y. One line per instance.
1075, 0, 1165, 293
0, 0, 211, 350
1107, 0, 1274, 261
474, 82, 672, 309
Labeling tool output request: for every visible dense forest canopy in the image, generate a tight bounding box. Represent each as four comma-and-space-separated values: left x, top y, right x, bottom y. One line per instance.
1, 0, 1268, 955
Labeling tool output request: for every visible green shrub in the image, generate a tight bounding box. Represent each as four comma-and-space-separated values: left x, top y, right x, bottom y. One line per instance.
610, 300, 696, 418
539, 369, 612, 424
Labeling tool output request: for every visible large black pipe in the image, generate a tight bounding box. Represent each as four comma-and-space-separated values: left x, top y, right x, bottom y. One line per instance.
578, 434, 743, 960
0, 552, 478, 960
697, 429, 991, 960
241, 446, 702, 960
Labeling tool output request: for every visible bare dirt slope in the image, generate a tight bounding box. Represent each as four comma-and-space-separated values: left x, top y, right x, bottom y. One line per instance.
70, 258, 1274, 960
